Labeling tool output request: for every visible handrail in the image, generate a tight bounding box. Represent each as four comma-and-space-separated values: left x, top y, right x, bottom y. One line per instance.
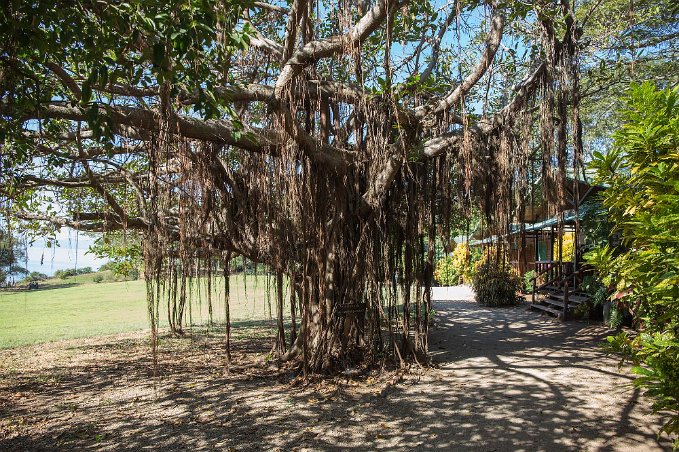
531, 261, 590, 305
531, 265, 556, 304
562, 281, 570, 320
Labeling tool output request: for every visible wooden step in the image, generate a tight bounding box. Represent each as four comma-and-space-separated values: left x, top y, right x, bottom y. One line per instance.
542, 298, 580, 309
536, 293, 583, 305
549, 293, 589, 304
539, 285, 561, 293
529, 303, 563, 317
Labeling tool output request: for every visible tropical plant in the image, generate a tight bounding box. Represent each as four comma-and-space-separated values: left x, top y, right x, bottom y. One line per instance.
579, 274, 609, 321
586, 82, 679, 447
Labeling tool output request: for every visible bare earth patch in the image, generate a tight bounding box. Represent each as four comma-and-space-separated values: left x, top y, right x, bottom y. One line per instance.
0, 287, 671, 451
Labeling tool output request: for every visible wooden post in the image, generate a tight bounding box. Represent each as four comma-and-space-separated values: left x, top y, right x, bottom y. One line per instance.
562, 280, 569, 321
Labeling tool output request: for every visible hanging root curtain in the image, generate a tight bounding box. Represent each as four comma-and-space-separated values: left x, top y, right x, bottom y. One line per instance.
0, 1, 584, 373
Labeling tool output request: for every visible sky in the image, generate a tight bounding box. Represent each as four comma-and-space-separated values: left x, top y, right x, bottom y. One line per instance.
23, 228, 106, 276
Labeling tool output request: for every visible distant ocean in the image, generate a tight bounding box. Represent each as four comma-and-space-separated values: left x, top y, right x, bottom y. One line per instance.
10, 229, 106, 281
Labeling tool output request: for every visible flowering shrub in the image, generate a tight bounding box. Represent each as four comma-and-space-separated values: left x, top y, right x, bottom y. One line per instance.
434, 254, 459, 286
434, 243, 477, 286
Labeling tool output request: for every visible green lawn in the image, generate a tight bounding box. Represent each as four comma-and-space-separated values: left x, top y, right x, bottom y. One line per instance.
0, 273, 287, 348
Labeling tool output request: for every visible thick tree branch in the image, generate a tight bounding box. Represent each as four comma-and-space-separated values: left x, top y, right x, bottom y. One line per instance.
45, 63, 82, 100
253, 1, 290, 14
421, 130, 463, 158
416, 12, 505, 119
420, 8, 458, 82
282, 0, 307, 62
14, 210, 147, 232
275, 0, 403, 98
2, 101, 282, 155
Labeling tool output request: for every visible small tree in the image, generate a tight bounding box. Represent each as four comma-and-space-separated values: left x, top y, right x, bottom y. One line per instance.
0, 228, 27, 285
586, 82, 679, 447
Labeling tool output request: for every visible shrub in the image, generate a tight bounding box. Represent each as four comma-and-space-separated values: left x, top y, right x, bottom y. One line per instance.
126, 267, 140, 280
581, 275, 608, 307
586, 82, 679, 447
99, 261, 140, 280
92, 274, 104, 283
471, 254, 521, 307
98, 262, 115, 272
578, 274, 609, 321
553, 232, 575, 262
452, 243, 477, 283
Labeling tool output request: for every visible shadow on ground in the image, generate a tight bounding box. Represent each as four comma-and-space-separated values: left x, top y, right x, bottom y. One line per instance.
0, 297, 671, 451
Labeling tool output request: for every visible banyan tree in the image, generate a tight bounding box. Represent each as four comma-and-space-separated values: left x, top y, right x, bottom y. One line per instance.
0, 0, 586, 372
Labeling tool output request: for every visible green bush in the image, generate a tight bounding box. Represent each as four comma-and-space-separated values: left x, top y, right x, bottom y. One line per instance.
93, 274, 104, 283
54, 268, 77, 279
471, 254, 521, 307
126, 267, 140, 280
578, 274, 609, 321
99, 261, 139, 280
77, 266, 93, 275
586, 82, 679, 447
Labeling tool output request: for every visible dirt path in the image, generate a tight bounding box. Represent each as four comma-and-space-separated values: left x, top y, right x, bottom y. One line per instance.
0, 287, 671, 451
415, 286, 670, 451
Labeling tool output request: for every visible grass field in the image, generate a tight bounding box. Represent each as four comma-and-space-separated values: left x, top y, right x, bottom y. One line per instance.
0, 272, 288, 348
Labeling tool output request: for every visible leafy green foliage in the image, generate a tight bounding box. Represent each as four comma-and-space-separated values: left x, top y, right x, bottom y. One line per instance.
53, 267, 92, 279
471, 252, 521, 307
586, 82, 679, 447
581, 198, 617, 252
90, 232, 142, 280
581, 274, 607, 303
0, 0, 250, 150
523, 270, 536, 293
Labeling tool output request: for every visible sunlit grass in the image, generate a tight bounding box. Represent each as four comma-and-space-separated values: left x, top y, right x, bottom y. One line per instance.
0, 272, 289, 348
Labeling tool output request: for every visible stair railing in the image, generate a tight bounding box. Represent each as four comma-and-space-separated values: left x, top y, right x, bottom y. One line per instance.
531, 264, 561, 304
562, 281, 570, 321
